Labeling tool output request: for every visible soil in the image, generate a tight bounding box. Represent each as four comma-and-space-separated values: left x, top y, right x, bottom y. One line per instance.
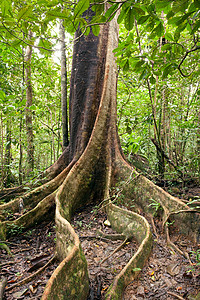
0, 222, 58, 299
0, 187, 199, 299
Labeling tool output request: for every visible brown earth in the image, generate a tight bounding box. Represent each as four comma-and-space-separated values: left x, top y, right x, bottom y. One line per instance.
0, 187, 199, 299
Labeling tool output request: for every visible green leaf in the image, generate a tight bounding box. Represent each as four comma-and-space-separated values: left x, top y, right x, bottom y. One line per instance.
46, 10, 69, 19
162, 63, 172, 78
175, 12, 195, 26
92, 24, 100, 36
38, 39, 53, 53
191, 19, 200, 34
165, 32, 174, 41
153, 22, 164, 37
125, 8, 135, 31
194, 0, 200, 8
84, 26, 90, 36
166, 10, 175, 19
123, 60, 129, 72
138, 15, 150, 25
161, 44, 172, 51
1, 0, 11, 16
0, 90, 6, 100
74, 0, 89, 18
91, 2, 104, 15
149, 75, 156, 84
155, 0, 170, 10
139, 68, 148, 80
17, 5, 33, 22
117, 7, 127, 24
105, 3, 119, 20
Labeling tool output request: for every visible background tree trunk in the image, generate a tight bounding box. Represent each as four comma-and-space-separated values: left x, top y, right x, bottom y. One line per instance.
60, 18, 69, 149
3, 120, 12, 187
25, 30, 34, 176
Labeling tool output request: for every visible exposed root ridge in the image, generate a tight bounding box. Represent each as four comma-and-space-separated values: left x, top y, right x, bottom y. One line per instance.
105, 203, 152, 299
41, 193, 89, 300
114, 152, 200, 243
0, 192, 56, 240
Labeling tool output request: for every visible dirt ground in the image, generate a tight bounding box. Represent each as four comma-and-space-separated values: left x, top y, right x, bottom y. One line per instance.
0, 187, 199, 299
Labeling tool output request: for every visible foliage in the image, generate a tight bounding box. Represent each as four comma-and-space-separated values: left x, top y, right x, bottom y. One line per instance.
0, 0, 199, 185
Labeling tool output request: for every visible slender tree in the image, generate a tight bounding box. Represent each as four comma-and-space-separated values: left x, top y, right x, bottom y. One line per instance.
59, 18, 69, 149
25, 30, 34, 176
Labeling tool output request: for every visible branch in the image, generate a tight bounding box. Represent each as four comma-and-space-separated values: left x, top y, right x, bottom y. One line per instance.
178, 46, 200, 77
1, 22, 54, 52
73, 3, 123, 44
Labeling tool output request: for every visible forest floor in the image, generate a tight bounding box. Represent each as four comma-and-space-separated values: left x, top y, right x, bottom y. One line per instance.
0, 186, 199, 300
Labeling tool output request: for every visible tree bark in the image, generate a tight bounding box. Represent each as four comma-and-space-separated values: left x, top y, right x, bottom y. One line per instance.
25, 30, 34, 176
59, 18, 69, 149
3, 120, 12, 187
0, 8, 199, 300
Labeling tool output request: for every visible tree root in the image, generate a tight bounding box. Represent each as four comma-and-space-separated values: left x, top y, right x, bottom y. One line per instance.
0, 161, 74, 222
0, 191, 55, 240
6, 254, 56, 292
100, 237, 128, 265
96, 229, 126, 241
0, 277, 7, 300
165, 225, 191, 263
0, 242, 12, 255
149, 215, 158, 239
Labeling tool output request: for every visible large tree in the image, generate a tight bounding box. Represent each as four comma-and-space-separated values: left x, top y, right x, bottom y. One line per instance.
0, 3, 199, 300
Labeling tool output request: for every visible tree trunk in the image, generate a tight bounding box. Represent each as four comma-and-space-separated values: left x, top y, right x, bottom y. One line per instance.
197, 105, 200, 174
59, 18, 69, 149
0, 8, 199, 300
3, 121, 12, 187
25, 30, 34, 176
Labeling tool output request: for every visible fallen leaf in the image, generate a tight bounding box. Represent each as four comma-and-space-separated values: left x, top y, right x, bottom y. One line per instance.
150, 271, 154, 276
104, 220, 111, 227
166, 263, 180, 276
7, 279, 17, 284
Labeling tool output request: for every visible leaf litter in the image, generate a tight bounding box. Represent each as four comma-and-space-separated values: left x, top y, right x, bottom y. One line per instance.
0, 202, 199, 299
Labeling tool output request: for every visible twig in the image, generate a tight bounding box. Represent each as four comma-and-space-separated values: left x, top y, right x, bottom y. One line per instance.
79, 235, 112, 243
169, 209, 199, 215
165, 225, 191, 263
0, 240, 22, 246
96, 229, 125, 241
0, 261, 15, 267
100, 238, 128, 265
6, 254, 56, 291
167, 291, 184, 300
177, 46, 200, 78
0, 277, 7, 300
149, 216, 158, 238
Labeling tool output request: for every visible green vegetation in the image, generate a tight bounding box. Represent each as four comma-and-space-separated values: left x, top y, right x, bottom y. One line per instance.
0, 0, 199, 189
